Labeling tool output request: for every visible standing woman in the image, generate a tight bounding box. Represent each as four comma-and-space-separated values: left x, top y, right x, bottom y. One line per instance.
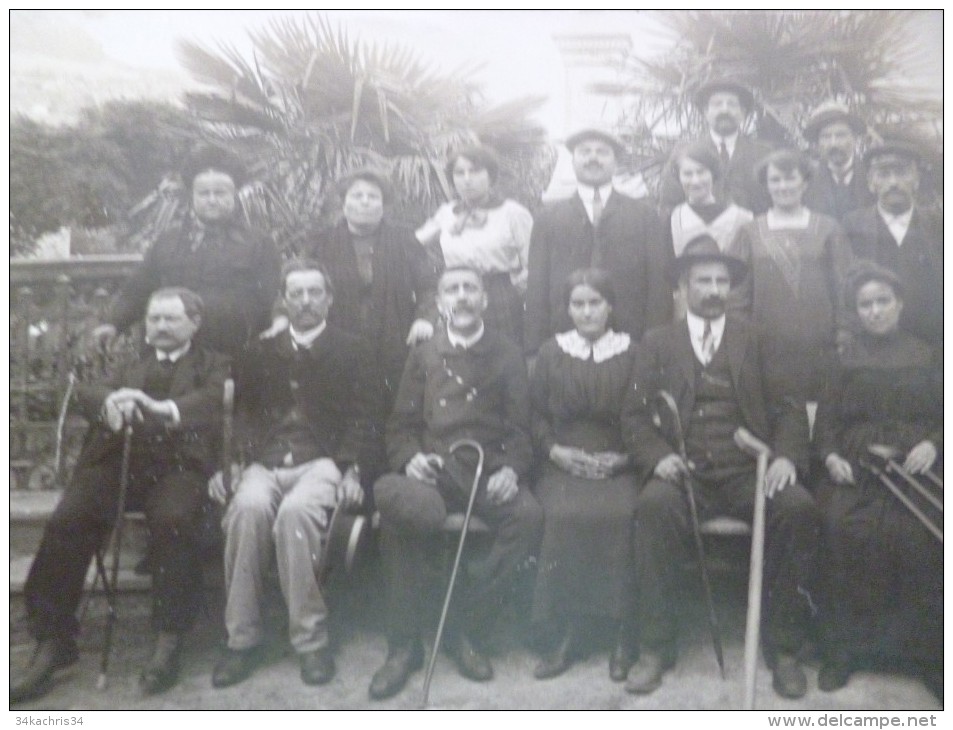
727, 149, 853, 403
94, 144, 282, 359
529, 269, 639, 682
668, 141, 753, 319
813, 262, 942, 701
417, 144, 533, 345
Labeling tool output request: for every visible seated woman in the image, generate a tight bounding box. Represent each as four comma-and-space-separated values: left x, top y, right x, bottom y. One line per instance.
529, 268, 638, 682
416, 144, 533, 345
667, 141, 752, 319
814, 261, 942, 701
728, 148, 854, 404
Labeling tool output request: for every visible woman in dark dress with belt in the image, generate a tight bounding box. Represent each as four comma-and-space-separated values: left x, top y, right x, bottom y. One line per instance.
529, 268, 639, 682
814, 261, 942, 701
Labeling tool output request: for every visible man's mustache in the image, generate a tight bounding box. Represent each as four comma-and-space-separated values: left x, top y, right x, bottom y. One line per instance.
701, 296, 726, 307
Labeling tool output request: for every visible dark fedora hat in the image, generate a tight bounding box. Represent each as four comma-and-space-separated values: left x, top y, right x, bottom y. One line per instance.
694, 79, 755, 112
864, 140, 922, 169
803, 101, 866, 143
565, 127, 626, 156
315, 505, 370, 587
181, 143, 248, 189
667, 234, 748, 285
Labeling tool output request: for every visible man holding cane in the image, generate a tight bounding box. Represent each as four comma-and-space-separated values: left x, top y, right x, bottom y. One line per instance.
621, 235, 819, 699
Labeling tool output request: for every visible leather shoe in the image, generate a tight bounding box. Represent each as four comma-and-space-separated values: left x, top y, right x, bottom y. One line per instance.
10, 637, 79, 704
299, 647, 335, 686
212, 646, 263, 689
139, 632, 182, 695
534, 628, 576, 680
624, 648, 675, 695
772, 652, 808, 699
609, 635, 638, 682
369, 640, 424, 700
449, 633, 493, 682
818, 660, 852, 693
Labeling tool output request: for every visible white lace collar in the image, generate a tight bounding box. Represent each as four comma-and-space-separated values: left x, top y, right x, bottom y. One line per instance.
555, 329, 630, 363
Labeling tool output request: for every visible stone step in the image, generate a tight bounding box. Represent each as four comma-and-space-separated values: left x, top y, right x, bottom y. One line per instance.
10, 490, 151, 594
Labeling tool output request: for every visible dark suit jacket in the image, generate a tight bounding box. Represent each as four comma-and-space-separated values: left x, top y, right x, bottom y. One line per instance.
842, 205, 943, 348
386, 327, 533, 481
74, 345, 231, 475
659, 134, 774, 216
621, 316, 809, 484
236, 326, 372, 472
309, 220, 438, 403
803, 161, 874, 222
524, 191, 672, 355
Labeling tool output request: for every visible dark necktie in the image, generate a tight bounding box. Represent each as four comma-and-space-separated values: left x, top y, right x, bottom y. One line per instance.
591, 187, 603, 227
701, 321, 715, 365
719, 140, 730, 169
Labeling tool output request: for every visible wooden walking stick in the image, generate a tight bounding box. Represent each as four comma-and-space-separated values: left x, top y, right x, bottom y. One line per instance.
97, 423, 134, 690
733, 427, 771, 711
221, 378, 235, 502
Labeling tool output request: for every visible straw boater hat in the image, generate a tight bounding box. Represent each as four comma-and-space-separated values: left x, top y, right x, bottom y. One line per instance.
802, 100, 866, 143
564, 127, 626, 157
694, 79, 755, 112
667, 234, 748, 286
315, 506, 370, 586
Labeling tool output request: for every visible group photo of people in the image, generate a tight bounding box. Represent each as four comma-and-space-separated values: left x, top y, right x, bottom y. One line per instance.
9, 10, 942, 714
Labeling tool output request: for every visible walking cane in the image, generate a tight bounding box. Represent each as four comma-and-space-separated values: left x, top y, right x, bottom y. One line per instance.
860, 456, 943, 544
654, 390, 725, 679
97, 423, 134, 690
733, 427, 771, 711
421, 439, 485, 708
221, 378, 235, 502
53, 372, 77, 485
867, 444, 943, 513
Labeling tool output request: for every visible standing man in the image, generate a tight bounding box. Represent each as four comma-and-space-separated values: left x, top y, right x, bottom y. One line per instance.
842, 142, 942, 349
621, 235, 819, 699
659, 80, 773, 216
802, 101, 873, 221
524, 128, 671, 356
369, 266, 543, 700
13, 288, 230, 702
209, 260, 371, 689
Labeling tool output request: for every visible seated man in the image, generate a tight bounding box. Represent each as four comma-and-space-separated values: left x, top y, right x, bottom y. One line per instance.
621, 235, 820, 699
369, 266, 543, 700
209, 259, 370, 688
13, 288, 229, 702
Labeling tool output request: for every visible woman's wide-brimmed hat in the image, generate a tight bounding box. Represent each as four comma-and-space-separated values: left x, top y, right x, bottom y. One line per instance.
667, 234, 748, 286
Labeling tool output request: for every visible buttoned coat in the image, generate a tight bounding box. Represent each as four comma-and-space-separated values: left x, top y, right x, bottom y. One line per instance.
74, 345, 231, 475
524, 191, 672, 355
621, 316, 810, 484
802, 161, 874, 222
659, 134, 774, 216
386, 326, 533, 481
842, 205, 943, 348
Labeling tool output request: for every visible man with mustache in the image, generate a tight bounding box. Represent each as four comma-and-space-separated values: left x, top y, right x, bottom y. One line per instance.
620, 235, 819, 699
209, 260, 372, 689
658, 80, 773, 216
842, 143, 942, 348
525, 128, 671, 357
802, 101, 874, 221
369, 266, 543, 699
12, 288, 230, 702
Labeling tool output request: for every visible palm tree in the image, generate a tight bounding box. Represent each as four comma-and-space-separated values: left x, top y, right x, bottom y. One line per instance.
595, 10, 941, 196
169, 13, 552, 255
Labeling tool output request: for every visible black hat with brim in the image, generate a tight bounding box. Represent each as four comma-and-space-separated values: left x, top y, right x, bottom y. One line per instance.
803, 108, 866, 143
694, 80, 755, 112
864, 142, 922, 169
667, 234, 748, 286
182, 143, 248, 189
565, 128, 626, 156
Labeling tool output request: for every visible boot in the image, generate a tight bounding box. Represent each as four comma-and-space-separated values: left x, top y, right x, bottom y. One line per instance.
139, 631, 182, 695
369, 638, 424, 700
534, 625, 576, 680
10, 637, 78, 704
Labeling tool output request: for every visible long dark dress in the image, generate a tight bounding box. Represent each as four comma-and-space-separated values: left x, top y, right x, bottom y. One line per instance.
814, 330, 942, 680
530, 331, 638, 628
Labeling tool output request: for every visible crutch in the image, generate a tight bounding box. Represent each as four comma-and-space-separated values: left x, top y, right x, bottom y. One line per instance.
654, 390, 725, 679
867, 444, 943, 513
860, 455, 942, 544
97, 423, 134, 689
733, 427, 771, 711
421, 439, 485, 708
